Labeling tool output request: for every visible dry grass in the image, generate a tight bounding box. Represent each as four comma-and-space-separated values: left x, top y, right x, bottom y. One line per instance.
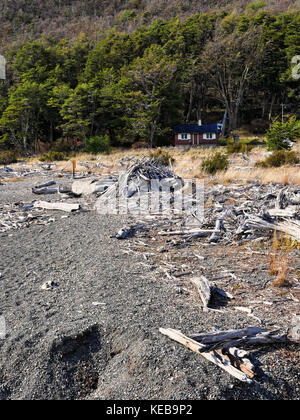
1, 176, 27, 183
5, 141, 300, 185
215, 166, 300, 185
268, 231, 297, 288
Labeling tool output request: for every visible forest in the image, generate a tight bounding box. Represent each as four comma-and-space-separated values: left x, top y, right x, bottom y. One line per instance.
0, 2, 300, 152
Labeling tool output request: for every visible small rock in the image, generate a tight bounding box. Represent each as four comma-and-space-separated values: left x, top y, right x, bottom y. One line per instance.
41, 281, 58, 291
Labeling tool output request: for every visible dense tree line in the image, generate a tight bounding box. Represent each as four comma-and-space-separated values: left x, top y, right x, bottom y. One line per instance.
0, 8, 299, 152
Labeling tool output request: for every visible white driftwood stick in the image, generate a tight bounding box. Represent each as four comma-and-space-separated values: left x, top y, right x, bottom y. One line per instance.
209, 211, 230, 242
159, 328, 253, 384
267, 207, 298, 218
158, 229, 215, 236
34, 201, 80, 212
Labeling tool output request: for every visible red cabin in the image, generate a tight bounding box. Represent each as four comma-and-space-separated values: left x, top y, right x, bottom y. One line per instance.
173, 121, 222, 146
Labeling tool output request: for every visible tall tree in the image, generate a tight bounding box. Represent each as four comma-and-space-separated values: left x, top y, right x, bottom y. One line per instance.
201, 25, 265, 133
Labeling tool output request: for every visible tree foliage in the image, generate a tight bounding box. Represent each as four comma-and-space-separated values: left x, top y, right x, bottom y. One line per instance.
0, 8, 299, 152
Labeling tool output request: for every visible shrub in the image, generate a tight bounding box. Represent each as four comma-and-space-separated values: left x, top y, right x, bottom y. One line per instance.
227, 142, 253, 154
201, 152, 229, 174
131, 142, 149, 149
53, 139, 74, 153
0, 150, 18, 165
149, 148, 174, 166
218, 139, 227, 147
39, 151, 69, 162
255, 150, 300, 168
85, 135, 111, 155
266, 117, 300, 151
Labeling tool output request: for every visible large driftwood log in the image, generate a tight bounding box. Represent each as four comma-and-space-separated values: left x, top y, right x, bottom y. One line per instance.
33, 201, 80, 212
240, 216, 300, 242
159, 328, 253, 383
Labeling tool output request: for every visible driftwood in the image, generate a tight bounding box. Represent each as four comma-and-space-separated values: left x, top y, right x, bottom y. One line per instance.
158, 229, 215, 237
190, 277, 233, 310
33, 201, 80, 212
190, 327, 288, 352
190, 276, 211, 311
241, 216, 300, 242
32, 187, 58, 195
34, 180, 56, 189
159, 328, 253, 383
267, 207, 298, 218
209, 211, 229, 242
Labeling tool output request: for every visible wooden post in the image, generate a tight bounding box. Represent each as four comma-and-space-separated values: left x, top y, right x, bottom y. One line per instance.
72, 159, 76, 179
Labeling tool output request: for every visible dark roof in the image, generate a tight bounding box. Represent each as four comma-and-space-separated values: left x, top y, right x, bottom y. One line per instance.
173, 123, 222, 134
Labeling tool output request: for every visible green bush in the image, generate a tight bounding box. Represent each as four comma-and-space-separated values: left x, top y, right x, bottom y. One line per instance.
266, 117, 300, 151
85, 135, 111, 155
39, 151, 69, 162
0, 150, 18, 165
149, 148, 174, 166
218, 139, 227, 147
255, 150, 300, 168
201, 152, 229, 174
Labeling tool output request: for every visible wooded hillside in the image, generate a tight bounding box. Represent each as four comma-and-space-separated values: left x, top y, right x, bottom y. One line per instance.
0, 2, 299, 151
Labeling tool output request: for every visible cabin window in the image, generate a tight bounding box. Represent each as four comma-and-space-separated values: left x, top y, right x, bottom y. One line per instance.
204, 133, 216, 140
179, 133, 190, 140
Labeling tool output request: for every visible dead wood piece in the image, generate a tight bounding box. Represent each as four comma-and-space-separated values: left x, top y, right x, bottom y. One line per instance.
191, 276, 211, 311
241, 216, 300, 242
276, 187, 289, 209
191, 328, 288, 352
32, 187, 58, 195
33, 201, 80, 212
158, 229, 215, 236
190, 327, 266, 344
34, 180, 56, 189
209, 211, 229, 243
159, 328, 253, 383
267, 207, 298, 218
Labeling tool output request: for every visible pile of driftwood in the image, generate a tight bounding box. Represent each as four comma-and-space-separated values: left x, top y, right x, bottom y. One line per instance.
0, 202, 56, 233
0, 179, 84, 233
144, 183, 300, 244
96, 158, 183, 215
160, 327, 288, 384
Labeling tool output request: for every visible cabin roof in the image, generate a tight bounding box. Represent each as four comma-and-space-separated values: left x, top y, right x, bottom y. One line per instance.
173, 123, 222, 134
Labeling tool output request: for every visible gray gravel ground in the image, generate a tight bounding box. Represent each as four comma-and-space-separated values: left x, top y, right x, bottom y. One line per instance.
0, 179, 299, 400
